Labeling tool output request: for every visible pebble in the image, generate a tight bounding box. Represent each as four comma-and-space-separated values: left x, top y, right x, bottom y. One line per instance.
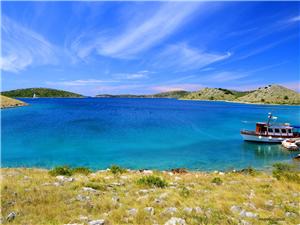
56, 176, 74, 182
76, 194, 90, 202
128, 208, 138, 216
83, 187, 97, 193
231, 205, 242, 213
164, 217, 186, 225
239, 210, 257, 218
144, 207, 155, 215
163, 207, 178, 215
285, 212, 297, 217
183, 207, 193, 214
6, 212, 16, 222
88, 220, 105, 225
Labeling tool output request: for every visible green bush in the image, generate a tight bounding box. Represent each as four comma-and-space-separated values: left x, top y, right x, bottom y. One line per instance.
238, 167, 258, 176
272, 163, 300, 183
137, 176, 168, 188
85, 182, 105, 190
180, 186, 190, 198
211, 177, 223, 185
110, 165, 126, 174
49, 166, 73, 176
284, 96, 289, 100
72, 167, 91, 175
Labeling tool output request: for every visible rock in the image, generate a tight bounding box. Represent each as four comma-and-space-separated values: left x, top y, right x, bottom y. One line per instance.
128, 208, 138, 216
138, 189, 149, 195
265, 200, 273, 207
248, 190, 255, 199
183, 207, 193, 214
137, 195, 148, 201
239, 220, 251, 225
144, 207, 154, 215
218, 172, 225, 176
88, 220, 105, 225
174, 177, 181, 181
56, 176, 74, 182
143, 170, 153, 175
64, 224, 83, 225
120, 175, 128, 180
76, 194, 90, 202
112, 196, 119, 203
239, 210, 257, 218
6, 212, 16, 222
194, 207, 203, 214
53, 182, 62, 186
159, 192, 169, 199
285, 212, 297, 217
79, 215, 89, 221
82, 187, 97, 193
164, 217, 186, 225
243, 202, 256, 210
163, 207, 178, 215
171, 168, 188, 174
231, 205, 242, 213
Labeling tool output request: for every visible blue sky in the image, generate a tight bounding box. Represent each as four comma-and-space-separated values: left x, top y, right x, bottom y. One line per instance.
1, 1, 299, 96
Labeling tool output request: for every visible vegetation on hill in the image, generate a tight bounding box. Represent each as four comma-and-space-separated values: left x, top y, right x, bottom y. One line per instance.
182, 88, 237, 101
150, 90, 189, 98
1, 165, 299, 224
237, 85, 300, 104
0, 95, 27, 109
1, 88, 83, 98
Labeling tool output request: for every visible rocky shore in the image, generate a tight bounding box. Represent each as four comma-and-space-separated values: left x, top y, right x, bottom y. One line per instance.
0, 95, 27, 109
1, 166, 299, 225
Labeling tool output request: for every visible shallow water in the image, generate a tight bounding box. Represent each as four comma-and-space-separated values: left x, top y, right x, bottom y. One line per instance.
1, 98, 300, 171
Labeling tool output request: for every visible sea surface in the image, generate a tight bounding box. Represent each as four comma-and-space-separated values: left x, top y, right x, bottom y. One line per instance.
2, 98, 300, 171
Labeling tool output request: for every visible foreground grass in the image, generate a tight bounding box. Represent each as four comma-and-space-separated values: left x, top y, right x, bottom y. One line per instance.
1, 167, 300, 225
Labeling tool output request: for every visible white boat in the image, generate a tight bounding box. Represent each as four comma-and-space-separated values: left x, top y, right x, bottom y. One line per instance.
33, 93, 37, 98
241, 113, 300, 143
282, 139, 299, 150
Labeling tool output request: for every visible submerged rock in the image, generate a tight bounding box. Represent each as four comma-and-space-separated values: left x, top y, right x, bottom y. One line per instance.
164, 217, 186, 225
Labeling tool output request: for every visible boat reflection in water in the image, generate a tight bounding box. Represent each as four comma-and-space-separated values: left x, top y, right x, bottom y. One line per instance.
243, 141, 290, 158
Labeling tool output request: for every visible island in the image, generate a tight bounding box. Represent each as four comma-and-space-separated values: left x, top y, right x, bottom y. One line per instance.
1, 88, 84, 98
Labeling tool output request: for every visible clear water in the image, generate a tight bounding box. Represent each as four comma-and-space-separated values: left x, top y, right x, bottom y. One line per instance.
1, 98, 300, 171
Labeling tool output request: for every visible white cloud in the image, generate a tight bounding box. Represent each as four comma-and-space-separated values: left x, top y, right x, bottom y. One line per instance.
0, 15, 58, 73
208, 72, 248, 82
153, 43, 231, 71
70, 2, 201, 59
288, 15, 300, 23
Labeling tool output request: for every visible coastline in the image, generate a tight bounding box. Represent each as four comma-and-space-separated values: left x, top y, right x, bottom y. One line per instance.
2, 166, 299, 224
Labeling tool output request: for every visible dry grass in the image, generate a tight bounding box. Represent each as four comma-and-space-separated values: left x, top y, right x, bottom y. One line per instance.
0, 95, 27, 109
1, 168, 299, 225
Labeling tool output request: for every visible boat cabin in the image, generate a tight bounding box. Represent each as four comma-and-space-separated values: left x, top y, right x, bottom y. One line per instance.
255, 122, 293, 137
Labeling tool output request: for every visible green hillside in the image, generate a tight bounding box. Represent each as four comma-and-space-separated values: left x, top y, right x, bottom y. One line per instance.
150, 90, 189, 98
238, 84, 300, 104
1, 88, 84, 98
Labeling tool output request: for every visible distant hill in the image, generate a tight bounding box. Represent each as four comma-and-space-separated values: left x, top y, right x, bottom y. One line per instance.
150, 90, 189, 98
0, 95, 27, 109
182, 88, 244, 101
96, 90, 189, 99
1, 88, 83, 98
237, 84, 300, 104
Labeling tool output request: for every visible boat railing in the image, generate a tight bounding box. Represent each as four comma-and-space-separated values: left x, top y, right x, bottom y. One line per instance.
241, 130, 257, 135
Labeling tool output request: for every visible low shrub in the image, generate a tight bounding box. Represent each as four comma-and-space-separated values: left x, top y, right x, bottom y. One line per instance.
272, 163, 300, 183
211, 177, 222, 185
180, 186, 190, 198
72, 167, 91, 175
85, 182, 105, 191
110, 165, 126, 174
238, 167, 258, 176
137, 175, 168, 188
49, 166, 73, 176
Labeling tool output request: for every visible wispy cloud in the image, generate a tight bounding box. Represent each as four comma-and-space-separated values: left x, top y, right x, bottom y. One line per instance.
207, 72, 248, 82
113, 70, 150, 80
153, 43, 231, 71
150, 83, 204, 92
0, 15, 58, 73
46, 79, 118, 86
70, 2, 201, 59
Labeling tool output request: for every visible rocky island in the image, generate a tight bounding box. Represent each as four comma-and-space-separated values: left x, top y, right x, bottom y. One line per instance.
0, 95, 27, 109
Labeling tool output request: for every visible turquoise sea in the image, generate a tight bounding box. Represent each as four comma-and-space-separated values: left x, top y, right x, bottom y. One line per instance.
1, 98, 300, 171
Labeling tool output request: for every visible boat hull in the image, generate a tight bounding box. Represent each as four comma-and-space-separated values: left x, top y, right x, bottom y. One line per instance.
241, 134, 285, 143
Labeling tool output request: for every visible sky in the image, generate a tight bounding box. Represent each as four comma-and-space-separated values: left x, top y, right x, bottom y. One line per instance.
1, 1, 299, 96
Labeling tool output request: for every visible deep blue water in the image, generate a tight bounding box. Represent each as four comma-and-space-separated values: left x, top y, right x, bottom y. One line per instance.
1, 98, 300, 171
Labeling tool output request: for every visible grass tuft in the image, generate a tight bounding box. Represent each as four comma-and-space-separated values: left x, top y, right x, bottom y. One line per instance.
49, 166, 73, 176
211, 177, 223, 185
272, 163, 300, 183
72, 167, 92, 175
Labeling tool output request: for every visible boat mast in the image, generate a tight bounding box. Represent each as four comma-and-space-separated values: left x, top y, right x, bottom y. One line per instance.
267, 112, 272, 126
